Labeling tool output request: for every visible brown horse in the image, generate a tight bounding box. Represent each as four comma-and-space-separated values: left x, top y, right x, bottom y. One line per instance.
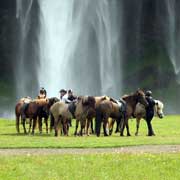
15, 97, 32, 133
95, 90, 148, 136
28, 97, 59, 134
95, 97, 126, 136
74, 96, 96, 136
50, 96, 96, 137
85, 96, 110, 136
120, 89, 148, 136
16, 97, 56, 134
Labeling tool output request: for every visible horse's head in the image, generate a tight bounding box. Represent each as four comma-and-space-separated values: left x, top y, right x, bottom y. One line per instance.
135, 89, 149, 107
48, 97, 59, 108
154, 100, 164, 119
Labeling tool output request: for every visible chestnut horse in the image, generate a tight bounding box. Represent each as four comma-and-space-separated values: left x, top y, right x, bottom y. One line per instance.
95, 98, 126, 137
15, 96, 32, 133
95, 90, 148, 136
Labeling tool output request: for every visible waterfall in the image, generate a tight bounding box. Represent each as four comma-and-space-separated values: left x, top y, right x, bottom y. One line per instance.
38, 0, 122, 97
164, 0, 180, 83
16, 0, 33, 97
16, 0, 40, 99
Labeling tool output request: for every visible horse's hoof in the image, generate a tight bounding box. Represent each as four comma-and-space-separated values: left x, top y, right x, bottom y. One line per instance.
120, 134, 124, 137
135, 133, 138, 136
127, 134, 131, 136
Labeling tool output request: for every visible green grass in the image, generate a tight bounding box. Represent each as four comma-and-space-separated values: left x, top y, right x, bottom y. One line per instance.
0, 153, 180, 180
0, 115, 180, 148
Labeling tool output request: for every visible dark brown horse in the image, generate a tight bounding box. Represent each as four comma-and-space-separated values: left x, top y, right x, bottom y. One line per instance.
15, 97, 32, 133
120, 89, 148, 136
95, 98, 126, 137
95, 90, 148, 136
85, 96, 110, 136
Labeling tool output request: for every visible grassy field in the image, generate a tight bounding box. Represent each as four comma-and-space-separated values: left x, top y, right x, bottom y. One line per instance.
0, 115, 180, 180
0, 153, 180, 180
0, 115, 179, 148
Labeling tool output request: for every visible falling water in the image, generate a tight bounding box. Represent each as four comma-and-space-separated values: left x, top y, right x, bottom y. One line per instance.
164, 0, 180, 83
16, 0, 33, 97
38, 0, 122, 97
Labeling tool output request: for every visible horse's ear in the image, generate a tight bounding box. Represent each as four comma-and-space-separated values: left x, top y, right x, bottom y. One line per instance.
77, 96, 81, 101
101, 96, 106, 101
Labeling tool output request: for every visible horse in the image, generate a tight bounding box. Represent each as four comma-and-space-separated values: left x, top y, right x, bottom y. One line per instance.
85, 96, 111, 136
15, 96, 32, 133
107, 89, 148, 136
134, 99, 164, 136
18, 97, 58, 134
50, 101, 74, 136
50, 96, 96, 137
95, 97, 126, 137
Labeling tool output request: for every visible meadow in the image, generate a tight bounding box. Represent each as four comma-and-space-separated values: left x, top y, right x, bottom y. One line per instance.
0, 115, 180, 148
0, 115, 180, 180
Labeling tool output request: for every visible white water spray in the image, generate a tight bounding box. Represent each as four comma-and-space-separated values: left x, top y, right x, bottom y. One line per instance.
38, 0, 122, 97
165, 0, 180, 83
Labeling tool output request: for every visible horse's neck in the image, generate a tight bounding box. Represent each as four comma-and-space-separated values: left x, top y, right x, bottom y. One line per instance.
123, 95, 137, 108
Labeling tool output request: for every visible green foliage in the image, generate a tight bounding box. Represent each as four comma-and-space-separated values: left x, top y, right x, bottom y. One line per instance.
0, 115, 180, 148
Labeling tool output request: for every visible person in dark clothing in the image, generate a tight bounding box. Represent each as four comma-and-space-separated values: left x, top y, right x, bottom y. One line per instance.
145, 90, 156, 136
38, 87, 47, 99
67, 89, 77, 102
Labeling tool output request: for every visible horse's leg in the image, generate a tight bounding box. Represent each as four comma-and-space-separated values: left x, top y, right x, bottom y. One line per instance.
50, 113, 54, 133
54, 120, 58, 137
45, 117, 48, 134
109, 118, 115, 135
86, 118, 90, 136
54, 117, 61, 137
80, 119, 86, 136
135, 118, 141, 136
103, 118, 108, 136
120, 116, 126, 136
22, 117, 27, 134
38, 117, 43, 134
115, 119, 120, 133
91, 118, 94, 134
16, 115, 20, 133
74, 119, 79, 136
32, 117, 37, 135
62, 118, 68, 136
95, 109, 102, 137
125, 120, 131, 136
28, 118, 32, 134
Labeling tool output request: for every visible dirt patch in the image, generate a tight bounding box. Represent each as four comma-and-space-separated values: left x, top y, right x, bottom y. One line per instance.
0, 145, 180, 155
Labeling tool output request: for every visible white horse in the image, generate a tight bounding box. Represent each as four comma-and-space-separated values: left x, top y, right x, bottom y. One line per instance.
134, 99, 164, 136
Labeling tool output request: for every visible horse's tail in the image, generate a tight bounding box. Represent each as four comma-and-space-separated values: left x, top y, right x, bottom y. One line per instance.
15, 105, 20, 133
16, 115, 20, 133
50, 113, 55, 133
95, 108, 102, 137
